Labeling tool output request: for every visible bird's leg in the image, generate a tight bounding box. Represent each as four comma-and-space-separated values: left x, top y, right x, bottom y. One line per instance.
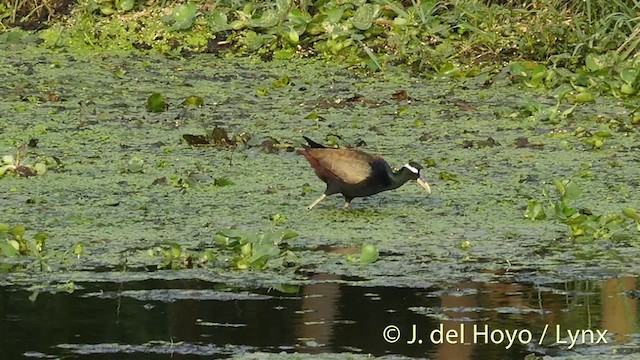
343, 197, 352, 210
307, 194, 327, 210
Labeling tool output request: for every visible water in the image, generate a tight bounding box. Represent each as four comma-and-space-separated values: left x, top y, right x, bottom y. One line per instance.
1, 276, 638, 359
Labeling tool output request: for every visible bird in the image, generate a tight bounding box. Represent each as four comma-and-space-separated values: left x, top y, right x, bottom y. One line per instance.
298, 136, 431, 209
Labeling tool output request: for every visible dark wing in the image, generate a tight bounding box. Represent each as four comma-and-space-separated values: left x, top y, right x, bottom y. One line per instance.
306, 148, 376, 185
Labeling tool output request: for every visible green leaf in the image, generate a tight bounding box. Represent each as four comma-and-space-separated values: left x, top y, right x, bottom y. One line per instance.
171, 2, 197, 30
360, 243, 379, 264
585, 53, 604, 71
272, 283, 300, 294
524, 200, 546, 221
216, 229, 248, 240
288, 28, 299, 44
438, 63, 460, 77
563, 180, 581, 201
9, 225, 25, 238
210, 11, 228, 31
250, 9, 279, 28
0, 164, 14, 176
325, 7, 344, 23
620, 68, 638, 85
351, 4, 379, 31
509, 62, 527, 77
575, 91, 595, 103
146, 93, 167, 113
0, 241, 19, 257
622, 208, 640, 221
115, 0, 135, 12
182, 95, 204, 107
2, 155, 15, 165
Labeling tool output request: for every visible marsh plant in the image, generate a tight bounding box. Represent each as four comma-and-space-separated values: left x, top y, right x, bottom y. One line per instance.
525, 179, 640, 242
215, 229, 298, 270
0, 223, 50, 271
0, 145, 46, 177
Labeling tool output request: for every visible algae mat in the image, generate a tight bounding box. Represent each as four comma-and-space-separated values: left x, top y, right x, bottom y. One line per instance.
0, 46, 638, 287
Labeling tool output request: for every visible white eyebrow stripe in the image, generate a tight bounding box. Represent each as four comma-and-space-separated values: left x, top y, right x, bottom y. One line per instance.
403, 163, 419, 174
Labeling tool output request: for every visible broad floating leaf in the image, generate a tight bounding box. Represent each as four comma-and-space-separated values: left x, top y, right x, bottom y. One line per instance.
146, 93, 167, 113
360, 243, 379, 264
351, 4, 380, 31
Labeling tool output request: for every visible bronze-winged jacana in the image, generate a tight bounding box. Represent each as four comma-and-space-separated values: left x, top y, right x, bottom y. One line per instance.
299, 136, 431, 209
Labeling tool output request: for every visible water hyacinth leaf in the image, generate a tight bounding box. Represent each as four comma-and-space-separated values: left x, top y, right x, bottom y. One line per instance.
276, 0, 290, 13
34, 232, 48, 252
509, 62, 527, 77
273, 283, 300, 294
9, 225, 25, 238
621, 83, 636, 95
351, 4, 379, 30
585, 53, 605, 71
182, 96, 204, 106
524, 200, 546, 220
575, 91, 595, 103
288, 8, 312, 26
147, 93, 167, 113
251, 9, 279, 28
620, 68, 638, 85
115, 0, 135, 12
277, 229, 298, 241
100, 6, 116, 15
438, 63, 459, 77
360, 243, 379, 264
240, 243, 252, 257
245, 31, 263, 50
325, 7, 344, 23
73, 243, 84, 257
2, 155, 14, 165
171, 2, 197, 30
210, 12, 228, 31
563, 180, 581, 201
0, 164, 14, 176
622, 208, 640, 222
249, 242, 280, 263
594, 131, 611, 138
216, 229, 248, 241
0, 241, 20, 257
288, 28, 299, 44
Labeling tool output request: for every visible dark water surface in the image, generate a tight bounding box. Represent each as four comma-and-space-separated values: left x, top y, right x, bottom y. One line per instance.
1, 276, 638, 359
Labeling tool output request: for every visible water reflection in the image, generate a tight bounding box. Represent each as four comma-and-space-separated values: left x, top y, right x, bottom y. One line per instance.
0, 276, 637, 359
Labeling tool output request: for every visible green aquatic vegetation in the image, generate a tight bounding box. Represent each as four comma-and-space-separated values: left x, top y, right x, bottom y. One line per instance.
346, 243, 379, 264
215, 229, 298, 270
0, 223, 52, 272
515, 99, 576, 123
0, 145, 46, 177
165, 2, 198, 31
86, 0, 135, 16
182, 126, 251, 148
121, 156, 144, 173
149, 241, 216, 270
0, 224, 47, 257
525, 179, 640, 242
182, 95, 204, 107
510, 53, 640, 102
146, 93, 168, 113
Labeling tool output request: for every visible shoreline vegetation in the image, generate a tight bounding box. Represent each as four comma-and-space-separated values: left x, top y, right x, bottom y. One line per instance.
1, 0, 639, 73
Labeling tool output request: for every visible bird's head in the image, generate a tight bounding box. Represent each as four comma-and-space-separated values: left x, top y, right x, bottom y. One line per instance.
401, 162, 431, 194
